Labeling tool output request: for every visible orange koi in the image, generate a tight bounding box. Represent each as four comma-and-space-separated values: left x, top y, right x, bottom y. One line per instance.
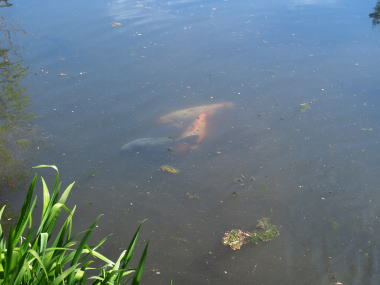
158, 102, 234, 126
175, 112, 208, 151
181, 112, 208, 142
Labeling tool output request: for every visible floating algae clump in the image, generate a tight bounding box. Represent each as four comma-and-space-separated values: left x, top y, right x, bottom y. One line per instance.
222, 229, 253, 251
222, 217, 279, 250
159, 164, 180, 174
251, 217, 280, 243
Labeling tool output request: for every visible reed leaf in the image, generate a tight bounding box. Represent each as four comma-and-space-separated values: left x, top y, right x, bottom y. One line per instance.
0, 166, 148, 284
41, 177, 50, 216
132, 242, 149, 285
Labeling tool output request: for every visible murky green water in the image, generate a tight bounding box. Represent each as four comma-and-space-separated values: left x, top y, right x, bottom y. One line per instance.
2, 0, 380, 284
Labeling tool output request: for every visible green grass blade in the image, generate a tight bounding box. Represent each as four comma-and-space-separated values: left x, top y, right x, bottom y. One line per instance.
124, 225, 141, 265
28, 249, 49, 281
32, 164, 59, 173
58, 182, 75, 205
1, 166, 148, 284
13, 176, 37, 242
90, 235, 110, 252
44, 202, 65, 234
131, 242, 149, 285
41, 177, 50, 216
40, 232, 48, 254
4, 227, 15, 282
12, 245, 35, 285
82, 248, 114, 265
0, 205, 5, 221
68, 215, 103, 283
115, 225, 141, 283
0, 205, 5, 239
52, 264, 79, 285
51, 206, 76, 249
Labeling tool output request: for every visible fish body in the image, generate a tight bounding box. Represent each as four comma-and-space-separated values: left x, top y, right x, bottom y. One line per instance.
180, 112, 207, 143
120, 136, 198, 153
120, 137, 174, 152
174, 112, 208, 151
122, 102, 234, 154
158, 102, 234, 125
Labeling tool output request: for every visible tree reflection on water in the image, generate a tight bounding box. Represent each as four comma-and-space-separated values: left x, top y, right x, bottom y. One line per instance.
369, 1, 380, 25
0, 15, 36, 192
0, 1, 12, 8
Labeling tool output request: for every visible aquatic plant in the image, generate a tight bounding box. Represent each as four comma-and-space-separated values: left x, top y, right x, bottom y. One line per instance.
222, 229, 253, 251
0, 165, 148, 284
222, 218, 279, 250
250, 217, 280, 243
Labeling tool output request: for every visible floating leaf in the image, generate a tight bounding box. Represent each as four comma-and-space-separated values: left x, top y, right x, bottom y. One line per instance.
299, 103, 311, 112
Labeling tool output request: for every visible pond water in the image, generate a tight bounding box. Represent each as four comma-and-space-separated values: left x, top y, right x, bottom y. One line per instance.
2, 0, 380, 284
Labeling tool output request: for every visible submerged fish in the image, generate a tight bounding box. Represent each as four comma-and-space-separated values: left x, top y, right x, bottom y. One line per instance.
174, 112, 208, 152
120, 136, 197, 153
180, 112, 207, 143
157, 102, 234, 125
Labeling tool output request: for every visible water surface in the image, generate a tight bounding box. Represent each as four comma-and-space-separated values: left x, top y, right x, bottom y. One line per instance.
1, 0, 380, 284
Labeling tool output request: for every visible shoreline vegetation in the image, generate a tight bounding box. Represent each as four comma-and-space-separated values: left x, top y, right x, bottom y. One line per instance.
0, 165, 147, 284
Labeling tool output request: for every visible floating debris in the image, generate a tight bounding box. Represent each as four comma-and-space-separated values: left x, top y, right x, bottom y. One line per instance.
186, 192, 200, 200
361, 128, 373, 132
57, 73, 68, 77
251, 217, 280, 243
112, 22, 122, 27
159, 165, 180, 174
299, 103, 311, 112
222, 217, 279, 250
222, 229, 253, 251
233, 174, 256, 186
